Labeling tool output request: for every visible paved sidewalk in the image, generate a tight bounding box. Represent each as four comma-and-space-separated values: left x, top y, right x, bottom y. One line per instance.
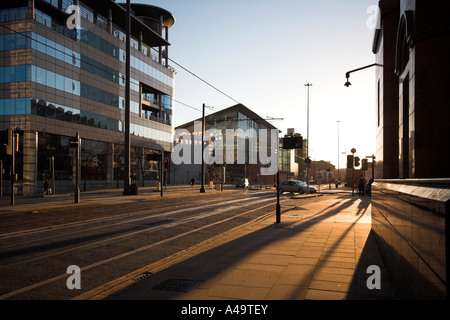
95, 193, 398, 300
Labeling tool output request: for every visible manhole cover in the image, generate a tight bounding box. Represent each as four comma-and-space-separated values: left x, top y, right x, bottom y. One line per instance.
152, 278, 203, 293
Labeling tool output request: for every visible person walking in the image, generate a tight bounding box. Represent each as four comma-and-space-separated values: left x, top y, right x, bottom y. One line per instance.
43, 179, 50, 196
358, 176, 365, 196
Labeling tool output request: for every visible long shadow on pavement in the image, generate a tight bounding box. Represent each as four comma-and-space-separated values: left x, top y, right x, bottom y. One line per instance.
106, 194, 398, 300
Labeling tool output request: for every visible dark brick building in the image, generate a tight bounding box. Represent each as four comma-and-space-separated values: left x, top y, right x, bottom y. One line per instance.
371, 0, 450, 299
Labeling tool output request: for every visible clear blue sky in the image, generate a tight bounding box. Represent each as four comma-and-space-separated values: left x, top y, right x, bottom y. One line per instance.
139, 0, 379, 168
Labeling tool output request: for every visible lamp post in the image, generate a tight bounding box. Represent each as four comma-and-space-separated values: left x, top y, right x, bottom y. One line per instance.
344, 63, 383, 87
305, 83, 312, 193
336, 120, 341, 185
200, 103, 206, 193
123, 0, 131, 195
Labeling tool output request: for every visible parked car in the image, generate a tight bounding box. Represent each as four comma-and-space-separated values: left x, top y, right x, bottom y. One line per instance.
279, 180, 317, 194
236, 178, 249, 188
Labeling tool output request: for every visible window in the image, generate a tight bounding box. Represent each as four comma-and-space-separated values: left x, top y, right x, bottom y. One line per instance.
15, 32, 29, 49
36, 67, 47, 86
65, 77, 72, 93
72, 79, 80, 95
64, 47, 73, 64
46, 39, 55, 57
55, 42, 65, 61
36, 34, 46, 53
46, 70, 56, 88
4, 33, 15, 50
4, 98, 14, 115
56, 74, 65, 91
15, 65, 27, 82
4, 66, 15, 82
15, 98, 26, 114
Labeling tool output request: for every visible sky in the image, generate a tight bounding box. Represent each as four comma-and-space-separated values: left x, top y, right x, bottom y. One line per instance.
139, 0, 380, 169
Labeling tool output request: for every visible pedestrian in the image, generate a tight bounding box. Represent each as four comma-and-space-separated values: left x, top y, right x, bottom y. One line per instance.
358, 176, 365, 196
190, 177, 195, 186
43, 179, 49, 196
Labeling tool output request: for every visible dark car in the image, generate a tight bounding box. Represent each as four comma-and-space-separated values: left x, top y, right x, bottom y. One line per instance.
279, 180, 317, 194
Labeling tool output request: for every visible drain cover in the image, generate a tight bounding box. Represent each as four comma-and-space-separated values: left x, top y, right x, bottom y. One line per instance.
152, 278, 203, 293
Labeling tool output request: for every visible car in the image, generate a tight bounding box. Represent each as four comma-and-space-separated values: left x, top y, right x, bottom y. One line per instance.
236, 178, 249, 188
279, 180, 317, 194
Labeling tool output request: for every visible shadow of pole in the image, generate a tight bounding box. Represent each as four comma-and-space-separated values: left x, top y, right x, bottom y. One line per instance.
107, 195, 386, 300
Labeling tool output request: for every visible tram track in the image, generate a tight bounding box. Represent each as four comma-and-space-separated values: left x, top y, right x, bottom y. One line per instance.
0, 191, 282, 299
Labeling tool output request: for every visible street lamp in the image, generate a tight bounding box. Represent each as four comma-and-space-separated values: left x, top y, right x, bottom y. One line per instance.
305, 83, 312, 193
123, 0, 131, 195
344, 63, 383, 87
336, 120, 341, 184
200, 103, 206, 193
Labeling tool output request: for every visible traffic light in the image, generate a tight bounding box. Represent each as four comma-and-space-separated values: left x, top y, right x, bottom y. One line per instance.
282, 134, 303, 149
164, 158, 169, 171
347, 155, 354, 169
362, 158, 368, 171
354, 156, 360, 167
282, 136, 294, 149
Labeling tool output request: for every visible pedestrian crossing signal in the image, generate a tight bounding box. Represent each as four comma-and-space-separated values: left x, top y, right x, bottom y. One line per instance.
164, 159, 169, 171
362, 158, 368, 171
282, 134, 303, 149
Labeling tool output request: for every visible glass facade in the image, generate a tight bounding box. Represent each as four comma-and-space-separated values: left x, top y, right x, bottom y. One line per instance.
0, 9, 174, 121
0, 1, 175, 195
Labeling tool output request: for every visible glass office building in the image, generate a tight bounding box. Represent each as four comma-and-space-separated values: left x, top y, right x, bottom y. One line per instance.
0, 0, 175, 195
173, 104, 279, 186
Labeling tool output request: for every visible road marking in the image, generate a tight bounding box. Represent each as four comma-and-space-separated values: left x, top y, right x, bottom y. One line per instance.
0, 196, 279, 300
73, 201, 278, 300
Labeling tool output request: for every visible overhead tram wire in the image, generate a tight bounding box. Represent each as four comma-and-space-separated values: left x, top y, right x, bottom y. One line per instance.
161, 52, 241, 106
1, 24, 205, 115
3, 24, 264, 119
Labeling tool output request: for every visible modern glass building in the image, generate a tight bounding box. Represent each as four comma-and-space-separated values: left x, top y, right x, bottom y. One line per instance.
0, 0, 175, 195
173, 104, 280, 187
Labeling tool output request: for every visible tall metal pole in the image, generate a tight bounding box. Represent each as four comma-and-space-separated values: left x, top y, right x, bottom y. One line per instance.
10, 131, 15, 206
337, 120, 341, 185
74, 132, 80, 203
0, 160, 3, 200
160, 151, 164, 197
51, 156, 55, 195
276, 169, 280, 223
123, 0, 131, 195
305, 83, 312, 194
200, 103, 206, 193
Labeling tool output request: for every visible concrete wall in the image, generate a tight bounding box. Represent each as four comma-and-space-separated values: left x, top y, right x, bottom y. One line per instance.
371, 179, 449, 299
